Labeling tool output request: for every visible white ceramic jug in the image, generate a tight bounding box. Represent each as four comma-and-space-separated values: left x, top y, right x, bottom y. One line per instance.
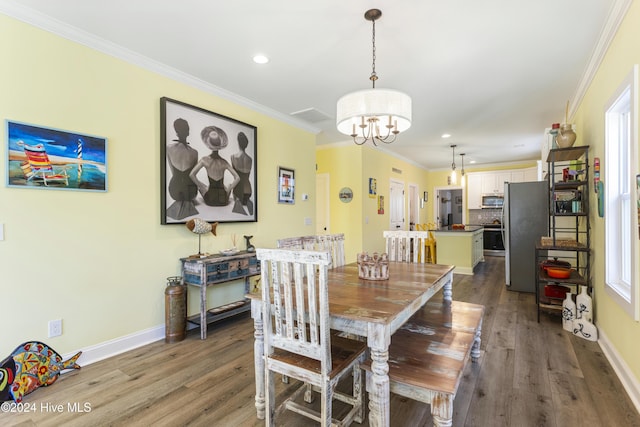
562, 292, 576, 332
576, 286, 593, 322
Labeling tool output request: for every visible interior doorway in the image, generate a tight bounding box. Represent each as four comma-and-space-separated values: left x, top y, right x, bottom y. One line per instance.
408, 183, 419, 230
389, 179, 405, 230
315, 173, 330, 234
434, 186, 464, 227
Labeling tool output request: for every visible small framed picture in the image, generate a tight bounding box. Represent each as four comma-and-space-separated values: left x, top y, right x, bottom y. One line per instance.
455, 196, 462, 204
278, 167, 295, 204
369, 178, 377, 198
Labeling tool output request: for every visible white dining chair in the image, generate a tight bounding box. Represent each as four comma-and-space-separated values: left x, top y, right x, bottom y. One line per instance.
257, 248, 366, 426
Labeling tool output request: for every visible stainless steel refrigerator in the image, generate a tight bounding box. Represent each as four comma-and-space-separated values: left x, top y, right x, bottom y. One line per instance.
502, 181, 549, 292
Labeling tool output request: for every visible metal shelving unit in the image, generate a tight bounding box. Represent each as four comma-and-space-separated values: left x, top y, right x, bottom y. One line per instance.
535, 146, 591, 321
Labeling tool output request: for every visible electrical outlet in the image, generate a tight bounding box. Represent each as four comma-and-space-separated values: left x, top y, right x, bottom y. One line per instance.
48, 319, 62, 337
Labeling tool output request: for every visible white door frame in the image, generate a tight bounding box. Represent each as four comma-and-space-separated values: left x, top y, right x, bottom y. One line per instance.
433, 185, 465, 226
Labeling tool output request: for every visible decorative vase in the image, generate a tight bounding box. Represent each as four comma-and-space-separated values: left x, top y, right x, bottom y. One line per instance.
572, 319, 598, 341
576, 286, 593, 322
556, 124, 576, 148
562, 292, 576, 332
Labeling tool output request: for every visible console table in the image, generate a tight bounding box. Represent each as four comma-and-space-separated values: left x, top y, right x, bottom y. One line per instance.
181, 251, 259, 339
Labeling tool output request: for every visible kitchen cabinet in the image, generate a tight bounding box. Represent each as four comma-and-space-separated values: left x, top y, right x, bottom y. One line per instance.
481, 172, 510, 194
535, 146, 591, 321
511, 166, 539, 183
467, 167, 539, 211
466, 173, 483, 209
510, 170, 525, 183
472, 228, 484, 268
431, 226, 484, 275
524, 166, 539, 181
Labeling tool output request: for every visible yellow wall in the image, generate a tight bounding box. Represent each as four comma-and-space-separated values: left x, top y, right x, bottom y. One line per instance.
317, 145, 430, 258
0, 15, 316, 356
572, 1, 640, 382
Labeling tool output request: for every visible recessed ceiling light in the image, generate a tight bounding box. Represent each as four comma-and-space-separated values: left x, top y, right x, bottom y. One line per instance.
253, 55, 269, 64
441, 133, 451, 138
469, 160, 476, 164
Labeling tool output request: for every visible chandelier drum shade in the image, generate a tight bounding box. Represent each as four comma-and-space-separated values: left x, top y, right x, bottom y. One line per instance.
336, 9, 412, 146
336, 89, 412, 136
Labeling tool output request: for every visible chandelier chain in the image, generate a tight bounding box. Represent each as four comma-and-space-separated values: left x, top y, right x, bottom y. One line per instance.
370, 17, 377, 88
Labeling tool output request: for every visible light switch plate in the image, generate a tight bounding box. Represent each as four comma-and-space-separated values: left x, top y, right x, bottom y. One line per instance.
0, 223, 4, 241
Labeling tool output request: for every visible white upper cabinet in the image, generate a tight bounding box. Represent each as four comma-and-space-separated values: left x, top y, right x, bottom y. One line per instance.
481, 172, 510, 194
466, 173, 483, 209
523, 166, 539, 181
510, 170, 525, 182
466, 166, 539, 210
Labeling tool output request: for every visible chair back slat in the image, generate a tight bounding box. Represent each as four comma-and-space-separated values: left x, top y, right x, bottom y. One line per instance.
383, 230, 431, 263
278, 234, 345, 268
258, 248, 332, 365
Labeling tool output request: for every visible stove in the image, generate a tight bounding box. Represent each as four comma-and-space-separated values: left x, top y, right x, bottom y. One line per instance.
481, 223, 502, 229
480, 224, 505, 256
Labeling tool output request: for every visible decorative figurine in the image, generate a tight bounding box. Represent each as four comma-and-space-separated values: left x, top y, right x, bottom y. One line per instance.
244, 235, 255, 252
185, 218, 218, 257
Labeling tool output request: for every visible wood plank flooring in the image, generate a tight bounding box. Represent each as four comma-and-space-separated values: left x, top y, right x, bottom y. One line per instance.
2, 256, 639, 426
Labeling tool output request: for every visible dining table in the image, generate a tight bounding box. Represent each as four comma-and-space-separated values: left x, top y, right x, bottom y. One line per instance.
247, 260, 455, 427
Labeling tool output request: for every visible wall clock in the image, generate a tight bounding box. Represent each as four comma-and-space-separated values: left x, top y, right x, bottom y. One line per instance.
339, 187, 353, 203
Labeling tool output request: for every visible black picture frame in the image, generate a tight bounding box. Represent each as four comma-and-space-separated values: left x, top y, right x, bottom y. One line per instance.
161, 97, 257, 224
277, 166, 295, 204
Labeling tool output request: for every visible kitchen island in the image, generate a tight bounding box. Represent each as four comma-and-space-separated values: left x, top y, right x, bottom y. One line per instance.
431, 225, 484, 275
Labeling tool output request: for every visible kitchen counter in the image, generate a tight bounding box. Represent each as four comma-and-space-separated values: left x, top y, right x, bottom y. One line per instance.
431, 227, 485, 274
432, 225, 483, 233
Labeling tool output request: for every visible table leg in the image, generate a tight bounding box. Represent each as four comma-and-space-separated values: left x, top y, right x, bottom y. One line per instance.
367, 325, 390, 427
251, 301, 266, 419
200, 282, 207, 339
443, 275, 453, 302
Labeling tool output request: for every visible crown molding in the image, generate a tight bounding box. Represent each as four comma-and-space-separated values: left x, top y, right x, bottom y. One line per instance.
569, 0, 633, 119
0, 0, 321, 135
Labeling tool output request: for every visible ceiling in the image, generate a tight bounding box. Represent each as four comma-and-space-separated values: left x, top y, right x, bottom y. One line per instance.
1, 0, 624, 170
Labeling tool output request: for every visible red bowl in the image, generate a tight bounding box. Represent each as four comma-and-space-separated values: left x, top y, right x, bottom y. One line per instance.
544, 284, 570, 299
547, 267, 572, 279
540, 259, 572, 272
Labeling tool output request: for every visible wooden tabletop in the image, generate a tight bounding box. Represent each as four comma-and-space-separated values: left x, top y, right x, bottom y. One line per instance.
248, 261, 454, 325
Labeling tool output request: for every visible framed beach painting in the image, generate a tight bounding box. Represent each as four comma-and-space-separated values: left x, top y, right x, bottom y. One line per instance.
160, 97, 257, 224
5, 120, 107, 192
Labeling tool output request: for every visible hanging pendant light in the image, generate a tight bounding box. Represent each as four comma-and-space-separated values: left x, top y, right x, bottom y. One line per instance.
336, 9, 412, 146
450, 145, 457, 185
459, 153, 466, 186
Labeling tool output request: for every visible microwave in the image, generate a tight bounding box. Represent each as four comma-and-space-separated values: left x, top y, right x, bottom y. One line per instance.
481, 194, 504, 209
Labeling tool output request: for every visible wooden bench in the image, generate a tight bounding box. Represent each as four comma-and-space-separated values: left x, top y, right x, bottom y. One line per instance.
363, 300, 484, 427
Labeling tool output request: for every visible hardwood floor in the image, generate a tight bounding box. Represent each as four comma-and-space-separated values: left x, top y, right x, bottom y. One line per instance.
2, 256, 639, 426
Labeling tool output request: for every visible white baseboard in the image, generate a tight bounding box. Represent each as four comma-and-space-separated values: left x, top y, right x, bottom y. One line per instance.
598, 327, 640, 413
63, 324, 165, 366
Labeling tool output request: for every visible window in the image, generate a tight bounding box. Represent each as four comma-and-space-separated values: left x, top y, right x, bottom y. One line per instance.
605, 65, 639, 320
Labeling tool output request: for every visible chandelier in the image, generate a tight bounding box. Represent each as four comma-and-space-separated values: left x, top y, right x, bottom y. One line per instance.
336, 9, 412, 146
